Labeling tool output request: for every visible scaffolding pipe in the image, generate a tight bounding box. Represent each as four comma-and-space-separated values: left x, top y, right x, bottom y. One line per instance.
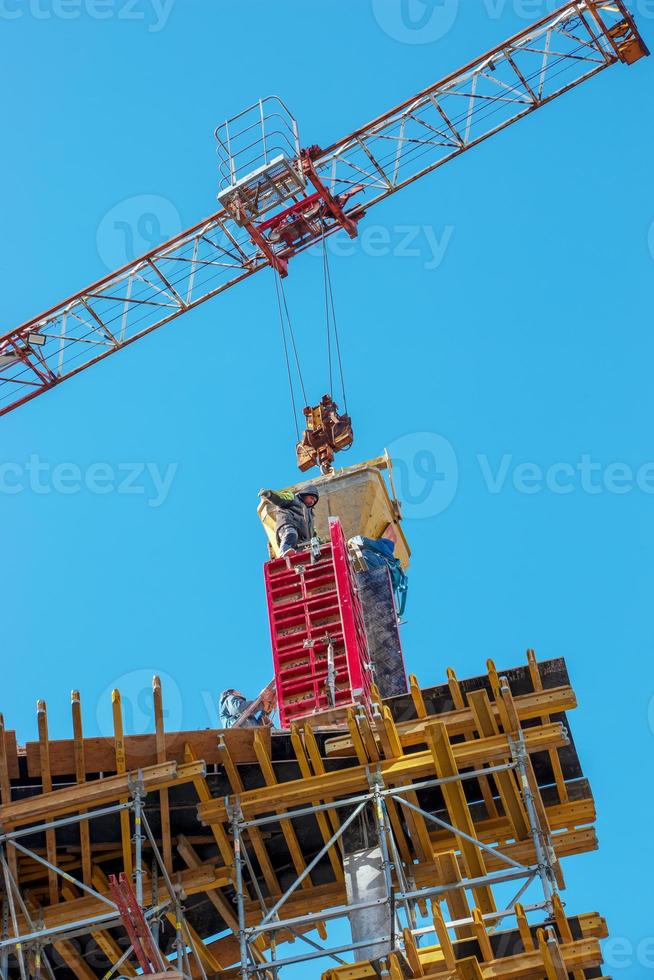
0, 851, 27, 980
382, 796, 418, 935
132, 777, 145, 908
1, 895, 9, 980
7, 839, 117, 910
255, 799, 368, 930
410, 900, 546, 937
248, 898, 388, 937
249, 934, 394, 973
232, 805, 251, 980
396, 795, 529, 870
0, 802, 131, 843
372, 781, 397, 953
402, 866, 539, 902
510, 731, 558, 913
0, 911, 122, 951
0, 852, 57, 980
237, 762, 517, 830
238, 839, 280, 980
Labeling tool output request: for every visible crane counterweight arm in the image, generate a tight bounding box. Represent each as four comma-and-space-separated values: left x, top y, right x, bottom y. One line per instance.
0, 0, 646, 419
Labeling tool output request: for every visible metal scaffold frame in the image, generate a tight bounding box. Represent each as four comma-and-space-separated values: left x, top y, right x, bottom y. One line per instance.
0, 781, 208, 980
228, 732, 560, 978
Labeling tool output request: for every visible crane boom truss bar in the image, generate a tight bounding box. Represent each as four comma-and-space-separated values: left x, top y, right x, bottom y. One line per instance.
0, 0, 645, 418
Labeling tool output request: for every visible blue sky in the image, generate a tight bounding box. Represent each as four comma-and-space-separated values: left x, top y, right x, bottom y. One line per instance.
2, 0, 653, 973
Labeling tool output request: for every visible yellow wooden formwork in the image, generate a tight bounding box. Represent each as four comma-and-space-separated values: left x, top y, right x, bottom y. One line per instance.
257, 451, 411, 568
0, 653, 605, 978
320, 920, 608, 979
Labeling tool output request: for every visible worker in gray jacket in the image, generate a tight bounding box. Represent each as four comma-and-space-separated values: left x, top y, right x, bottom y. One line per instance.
259, 485, 320, 556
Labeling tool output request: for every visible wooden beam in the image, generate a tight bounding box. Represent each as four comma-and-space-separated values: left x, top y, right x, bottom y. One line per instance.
370, 711, 413, 867
302, 723, 341, 840
434, 851, 471, 940
177, 834, 239, 933
347, 709, 415, 868
324, 687, 575, 758
538, 927, 569, 980
487, 660, 513, 734
0, 759, 205, 827
467, 690, 529, 841
111, 688, 133, 880
90, 929, 137, 976
403, 927, 425, 976
431, 901, 456, 971
526, 650, 569, 803
423, 937, 602, 979
472, 907, 494, 962
0, 713, 18, 881
18, 862, 230, 933
183, 742, 235, 871
217, 734, 282, 899
71, 691, 92, 887
409, 674, 427, 718
37, 700, 59, 905
252, 731, 327, 940
445, 669, 499, 822
415, 828, 597, 885
290, 724, 343, 884
424, 722, 495, 915
551, 893, 586, 980
25, 727, 269, 777
377, 706, 435, 865
515, 902, 534, 952
153, 675, 173, 873
498, 676, 564, 890
200, 723, 567, 825
165, 912, 225, 974
457, 959, 485, 980
52, 940, 98, 980
428, 799, 595, 851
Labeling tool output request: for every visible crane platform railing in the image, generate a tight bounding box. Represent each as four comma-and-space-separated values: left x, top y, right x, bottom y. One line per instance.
215, 96, 305, 224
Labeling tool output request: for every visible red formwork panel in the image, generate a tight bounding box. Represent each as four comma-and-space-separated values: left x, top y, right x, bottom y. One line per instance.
264, 517, 373, 728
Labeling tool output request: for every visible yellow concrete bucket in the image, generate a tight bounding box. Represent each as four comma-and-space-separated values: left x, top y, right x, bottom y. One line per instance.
257, 451, 411, 569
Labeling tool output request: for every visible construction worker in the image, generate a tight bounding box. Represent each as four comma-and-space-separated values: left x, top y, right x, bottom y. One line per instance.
259, 485, 320, 556
219, 689, 271, 728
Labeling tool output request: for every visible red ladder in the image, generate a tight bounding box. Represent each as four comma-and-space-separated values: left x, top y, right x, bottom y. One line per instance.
108, 872, 166, 974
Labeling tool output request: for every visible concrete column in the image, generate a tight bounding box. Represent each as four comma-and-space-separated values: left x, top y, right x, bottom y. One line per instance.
343, 810, 392, 963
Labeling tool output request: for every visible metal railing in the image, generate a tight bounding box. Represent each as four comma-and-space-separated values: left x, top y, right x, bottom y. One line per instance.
215, 96, 301, 191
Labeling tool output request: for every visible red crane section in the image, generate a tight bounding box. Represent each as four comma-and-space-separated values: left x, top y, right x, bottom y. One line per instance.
0, 0, 646, 419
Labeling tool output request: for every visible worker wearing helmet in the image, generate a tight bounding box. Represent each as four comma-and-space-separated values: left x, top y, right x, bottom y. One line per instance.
259, 485, 320, 556
219, 689, 271, 728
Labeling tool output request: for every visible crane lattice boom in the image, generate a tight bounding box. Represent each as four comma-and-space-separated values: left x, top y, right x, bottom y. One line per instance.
0, 0, 646, 418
